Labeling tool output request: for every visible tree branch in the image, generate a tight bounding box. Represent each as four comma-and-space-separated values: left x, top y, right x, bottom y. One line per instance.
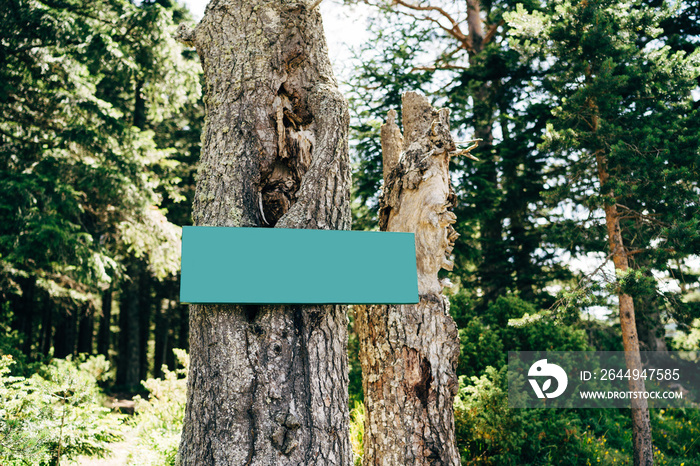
389, 0, 473, 52
615, 203, 669, 227
483, 19, 504, 45
409, 64, 468, 72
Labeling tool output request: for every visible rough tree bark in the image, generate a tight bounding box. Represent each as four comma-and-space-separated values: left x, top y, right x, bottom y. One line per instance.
355, 92, 464, 466
175, 1, 352, 464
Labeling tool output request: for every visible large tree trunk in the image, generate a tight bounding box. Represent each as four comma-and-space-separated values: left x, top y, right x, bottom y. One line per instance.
355, 92, 461, 466
595, 151, 653, 466
175, 2, 352, 464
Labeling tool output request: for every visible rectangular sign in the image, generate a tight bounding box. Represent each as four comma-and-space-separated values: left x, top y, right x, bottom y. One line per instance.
508, 351, 700, 409
180, 226, 419, 304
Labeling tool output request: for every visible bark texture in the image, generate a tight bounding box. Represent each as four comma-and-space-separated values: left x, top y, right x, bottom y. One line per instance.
176, 1, 352, 464
355, 92, 462, 466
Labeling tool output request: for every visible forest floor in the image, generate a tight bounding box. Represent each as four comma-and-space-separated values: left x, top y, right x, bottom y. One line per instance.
77, 398, 138, 466
76, 426, 137, 466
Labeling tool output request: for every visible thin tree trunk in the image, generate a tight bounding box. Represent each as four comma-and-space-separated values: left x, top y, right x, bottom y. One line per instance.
134, 79, 146, 130
356, 93, 461, 466
153, 291, 169, 378
176, 302, 188, 354
97, 286, 112, 357
19, 275, 37, 356
41, 293, 53, 357
465, 0, 503, 309
168, 299, 188, 370
77, 302, 94, 354
54, 304, 77, 359
175, 2, 352, 464
138, 269, 152, 382
595, 151, 653, 466
117, 261, 141, 390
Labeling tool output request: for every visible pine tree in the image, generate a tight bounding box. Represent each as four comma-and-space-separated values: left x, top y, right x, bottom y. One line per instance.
0, 0, 200, 371
507, 1, 700, 463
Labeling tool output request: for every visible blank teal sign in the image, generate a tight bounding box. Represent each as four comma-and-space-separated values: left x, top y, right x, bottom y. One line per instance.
180, 226, 419, 304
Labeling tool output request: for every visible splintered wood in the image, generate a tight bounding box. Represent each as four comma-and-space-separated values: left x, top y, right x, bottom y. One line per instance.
356, 92, 475, 466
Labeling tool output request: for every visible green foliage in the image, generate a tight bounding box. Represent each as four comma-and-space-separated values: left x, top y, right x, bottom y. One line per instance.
452, 290, 699, 464
578, 319, 626, 352
454, 295, 591, 379
349, 401, 365, 466
548, 280, 610, 323
671, 319, 700, 351
457, 320, 505, 380
651, 408, 700, 463
616, 268, 659, 298
0, 355, 47, 464
0, 0, 201, 344
73, 353, 115, 385
454, 365, 700, 465
348, 308, 364, 406
129, 348, 188, 466
454, 366, 611, 465
454, 366, 523, 463
506, 0, 700, 324
0, 354, 123, 465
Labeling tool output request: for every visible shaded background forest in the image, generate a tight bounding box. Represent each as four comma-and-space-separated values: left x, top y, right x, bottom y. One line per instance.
1, 0, 700, 464
1, 0, 200, 390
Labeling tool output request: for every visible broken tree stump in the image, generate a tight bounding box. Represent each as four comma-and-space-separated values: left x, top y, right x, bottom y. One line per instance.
355, 92, 474, 466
